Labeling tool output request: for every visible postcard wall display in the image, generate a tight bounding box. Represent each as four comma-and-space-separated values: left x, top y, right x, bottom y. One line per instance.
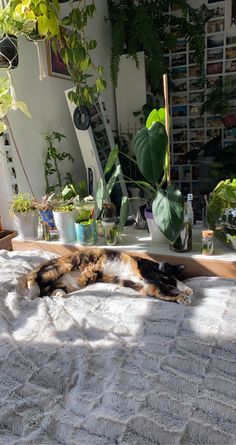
169, 1, 236, 195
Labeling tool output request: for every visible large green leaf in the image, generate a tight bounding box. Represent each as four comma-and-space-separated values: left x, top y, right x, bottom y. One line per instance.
152, 185, 184, 242
107, 164, 121, 195
133, 122, 168, 183
94, 178, 105, 219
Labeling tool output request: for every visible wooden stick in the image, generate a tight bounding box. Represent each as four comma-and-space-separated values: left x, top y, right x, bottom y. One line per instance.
163, 74, 171, 185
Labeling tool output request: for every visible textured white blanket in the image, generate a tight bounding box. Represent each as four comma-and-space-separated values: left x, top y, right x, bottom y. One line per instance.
0, 249, 236, 445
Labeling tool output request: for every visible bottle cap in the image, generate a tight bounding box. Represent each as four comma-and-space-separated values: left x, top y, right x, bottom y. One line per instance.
187, 193, 193, 201
202, 230, 214, 238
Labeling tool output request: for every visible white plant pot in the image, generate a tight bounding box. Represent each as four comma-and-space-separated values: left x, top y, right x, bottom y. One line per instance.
53, 210, 76, 242
144, 210, 167, 243
13, 211, 39, 240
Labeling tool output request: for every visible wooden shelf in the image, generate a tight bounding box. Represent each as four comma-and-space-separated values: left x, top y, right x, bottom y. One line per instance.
12, 225, 236, 279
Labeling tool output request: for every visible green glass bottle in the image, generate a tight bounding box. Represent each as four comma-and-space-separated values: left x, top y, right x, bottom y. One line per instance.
169, 203, 192, 253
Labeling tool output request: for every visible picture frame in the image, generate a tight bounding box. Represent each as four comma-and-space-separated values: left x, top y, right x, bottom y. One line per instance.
46, 38, 70, 79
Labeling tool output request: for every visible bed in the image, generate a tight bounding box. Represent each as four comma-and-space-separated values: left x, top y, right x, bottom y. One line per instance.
0, 249, 235, 445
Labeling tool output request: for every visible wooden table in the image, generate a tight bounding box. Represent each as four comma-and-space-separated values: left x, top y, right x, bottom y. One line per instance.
12, 225, 236, 279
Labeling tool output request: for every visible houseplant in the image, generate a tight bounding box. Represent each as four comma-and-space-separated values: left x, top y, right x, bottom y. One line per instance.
95, 146, 129, 242
52, 197, 77, 242
58, 1, 107, 111
133, 108, 184, 242
9, 192, 39, 240
108, 0, 206, 94
0, 0, 60, 128
44, 131, 74, 194
74, 204, 97, 245
0, 75, 30, 133
207, 178, 236, 250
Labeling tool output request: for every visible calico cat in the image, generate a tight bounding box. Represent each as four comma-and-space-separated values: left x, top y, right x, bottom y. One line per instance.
26, 248, 193, 305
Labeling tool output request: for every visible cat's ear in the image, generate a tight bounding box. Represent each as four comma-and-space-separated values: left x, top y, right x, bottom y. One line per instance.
175, 264, 186, 273
158, 262, 186, 276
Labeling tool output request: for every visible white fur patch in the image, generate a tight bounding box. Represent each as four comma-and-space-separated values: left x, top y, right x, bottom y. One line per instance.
103, 259, 143, 285
60, 272, 80, 291
176, 279, 193, 296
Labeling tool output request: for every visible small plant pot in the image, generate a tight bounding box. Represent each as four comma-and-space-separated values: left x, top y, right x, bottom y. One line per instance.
40, 210, 55, 229
75, 220, 97, 245
13, 211, 39, 240
101, 219, 119, 246
144, 210, 167, 243
53, 210, 76, 242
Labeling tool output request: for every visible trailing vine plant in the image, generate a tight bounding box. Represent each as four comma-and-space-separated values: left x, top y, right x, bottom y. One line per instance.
0, 0, 60, 131
58, 0, 107, 108
107, 0, 206, 93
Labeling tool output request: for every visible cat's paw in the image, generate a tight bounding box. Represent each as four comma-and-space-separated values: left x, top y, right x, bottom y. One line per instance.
176, 293, 192, 305
51, 289, 67, 298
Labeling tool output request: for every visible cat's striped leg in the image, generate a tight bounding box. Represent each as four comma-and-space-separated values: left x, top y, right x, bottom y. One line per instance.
116, 278, 192, 305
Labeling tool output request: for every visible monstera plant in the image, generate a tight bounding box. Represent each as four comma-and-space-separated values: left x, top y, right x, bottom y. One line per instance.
96, 108, 184, 243
132, 108, 184, 242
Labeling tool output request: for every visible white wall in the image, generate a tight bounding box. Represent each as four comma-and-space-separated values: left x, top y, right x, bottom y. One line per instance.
6, 0, 116, 200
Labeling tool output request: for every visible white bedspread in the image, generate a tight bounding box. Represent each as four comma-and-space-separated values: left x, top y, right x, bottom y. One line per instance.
0, 249, 236, 445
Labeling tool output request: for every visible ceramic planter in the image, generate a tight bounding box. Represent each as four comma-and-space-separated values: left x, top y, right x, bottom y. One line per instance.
53, 210, 76, 242
13, 211, 39, 240
75, 220, 97, 245
144, 209, 167, 243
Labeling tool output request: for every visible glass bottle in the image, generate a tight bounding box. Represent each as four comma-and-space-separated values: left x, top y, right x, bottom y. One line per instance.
186, 193, 194, 226
169, 203, 192, 253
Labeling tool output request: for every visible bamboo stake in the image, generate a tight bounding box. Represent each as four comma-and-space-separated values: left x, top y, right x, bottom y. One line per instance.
163, 73, 171, 185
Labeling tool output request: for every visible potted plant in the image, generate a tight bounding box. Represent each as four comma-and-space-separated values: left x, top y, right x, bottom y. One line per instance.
121, 107, 184, 243
57, 2, 106, 116
52, 198, 76, 242
43, 131, 75, 194
74, 204, 97, 246
9, 192, 39, 240
206, 178, 236, 250
0, 0, 60, 129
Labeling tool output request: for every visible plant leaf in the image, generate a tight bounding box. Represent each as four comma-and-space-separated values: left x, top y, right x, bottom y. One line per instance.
107, 164, 121, 195
146, 108, 166, 129
104, 146, 119, 175
133, 122, 167, 182
152, 185, 184, 242
118, 196, 129, 235
15, 101, 31, 117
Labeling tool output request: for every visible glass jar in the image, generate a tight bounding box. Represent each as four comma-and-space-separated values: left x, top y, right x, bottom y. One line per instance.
101, 219, 118, 246
201, 229, 214, 255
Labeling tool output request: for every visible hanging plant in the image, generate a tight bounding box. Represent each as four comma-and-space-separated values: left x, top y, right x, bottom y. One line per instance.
0, 0, 60, 125
107, 0, 206, 93
57, 1, 107, 108
0, 76, 30, 133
